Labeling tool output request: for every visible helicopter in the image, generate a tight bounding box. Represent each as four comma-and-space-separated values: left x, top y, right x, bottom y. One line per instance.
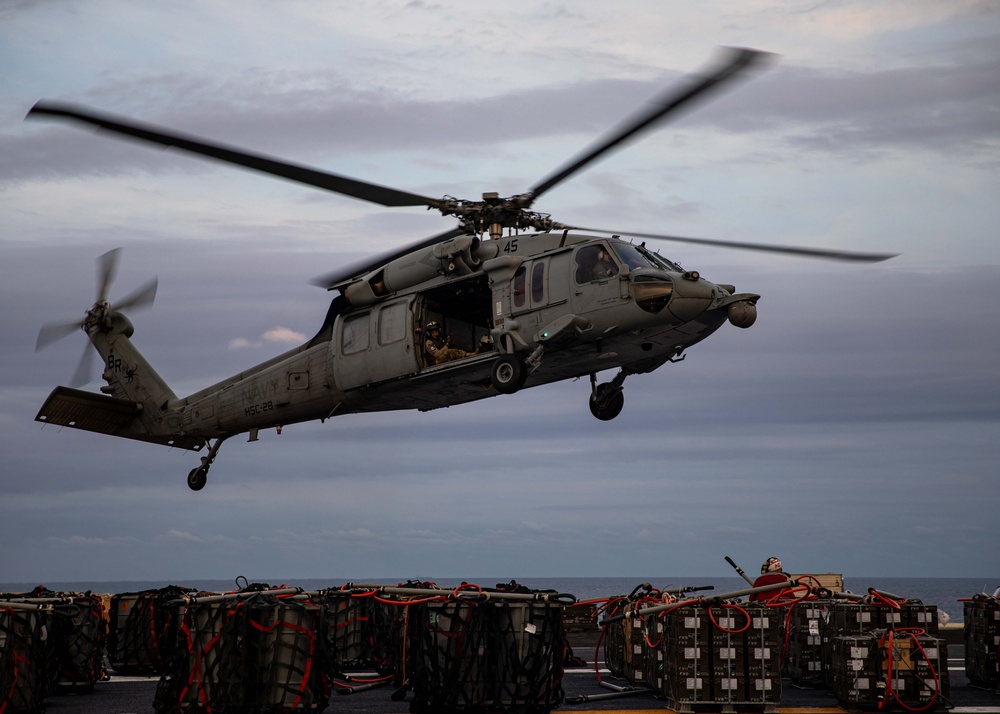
30, 48, 895, 491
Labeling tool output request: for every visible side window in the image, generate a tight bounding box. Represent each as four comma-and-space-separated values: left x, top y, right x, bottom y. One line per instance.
512, 266, 527, 309
342, 312, 370, 355
378, 302, 407, 345
575, 245, 601, 284
531, 261, 545, 304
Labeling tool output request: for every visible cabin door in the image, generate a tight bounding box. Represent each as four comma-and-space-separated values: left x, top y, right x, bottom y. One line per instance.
334, 298, 418, 390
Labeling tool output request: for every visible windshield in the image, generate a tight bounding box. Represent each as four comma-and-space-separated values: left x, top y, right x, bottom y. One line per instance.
611, 242, 682, 272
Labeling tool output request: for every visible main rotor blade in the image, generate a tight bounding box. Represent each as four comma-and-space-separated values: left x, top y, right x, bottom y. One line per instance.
28, 101, 444, 209
36, 319, 83, 352
311, 226, 469, 290
529, 47, 773, 203
96, 247, 121, 303
114, 276, 158, 313
560, 225, 898, 263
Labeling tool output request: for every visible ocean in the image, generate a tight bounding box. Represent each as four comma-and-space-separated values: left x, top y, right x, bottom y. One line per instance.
2, 575, 995, 622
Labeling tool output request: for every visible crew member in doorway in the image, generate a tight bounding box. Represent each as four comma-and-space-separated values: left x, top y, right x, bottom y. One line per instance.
750, 556, 790, 601
424, 322, 470, 365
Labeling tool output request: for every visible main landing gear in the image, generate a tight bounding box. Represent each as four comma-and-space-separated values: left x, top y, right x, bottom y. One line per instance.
589, 370, 627, 421
490, 354, 527, 394
187, 437, 227, 491
490, 346, 544, 395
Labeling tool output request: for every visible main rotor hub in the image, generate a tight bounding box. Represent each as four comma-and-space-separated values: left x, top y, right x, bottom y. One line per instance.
438, 192, 554, 236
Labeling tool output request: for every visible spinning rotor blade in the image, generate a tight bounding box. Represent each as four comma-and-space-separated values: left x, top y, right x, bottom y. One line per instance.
69, 342, 97, 388
115, 276, 158, 312
36, 319, 83, 352
528, 47, 773, 203
36, 248, 158, 388
311, 226, 468, 290
28, 101, 443, 209
96, 247, 121, 303
559, 224, 898, 263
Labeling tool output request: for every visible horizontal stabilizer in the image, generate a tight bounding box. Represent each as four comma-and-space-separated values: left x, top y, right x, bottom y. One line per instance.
35, 386, 204, 451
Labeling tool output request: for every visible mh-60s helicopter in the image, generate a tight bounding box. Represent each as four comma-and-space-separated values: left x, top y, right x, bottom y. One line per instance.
31, 48, 894, 491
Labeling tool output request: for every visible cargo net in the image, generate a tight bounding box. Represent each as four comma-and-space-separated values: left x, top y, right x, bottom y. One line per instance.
38, 590, 107, 693
317, 590, 373, 674
0, 608, 52, 714
154, 590, 328, 714
115, 586, 193, 675
406, 595, 565, 714
963, 594, 1000, 690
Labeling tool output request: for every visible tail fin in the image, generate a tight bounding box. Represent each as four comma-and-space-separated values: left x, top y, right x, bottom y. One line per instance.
93, 312, 176, 411
36, 312, 201, 450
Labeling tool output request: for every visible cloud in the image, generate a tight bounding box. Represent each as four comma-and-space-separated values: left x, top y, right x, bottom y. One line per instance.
262, 326, 307, 343
228, 326, 306, 349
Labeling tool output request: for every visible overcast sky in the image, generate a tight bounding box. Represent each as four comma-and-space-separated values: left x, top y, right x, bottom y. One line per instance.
2, 1, 998, 586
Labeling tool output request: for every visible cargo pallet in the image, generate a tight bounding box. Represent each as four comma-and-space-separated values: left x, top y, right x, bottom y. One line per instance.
661, 604, 781, 714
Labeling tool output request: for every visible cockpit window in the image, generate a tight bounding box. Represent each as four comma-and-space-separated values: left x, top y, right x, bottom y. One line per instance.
610, 242, 656, 271
609, 242, 683, 272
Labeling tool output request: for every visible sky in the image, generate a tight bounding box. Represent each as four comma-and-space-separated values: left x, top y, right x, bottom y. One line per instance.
1, 0, 998, 586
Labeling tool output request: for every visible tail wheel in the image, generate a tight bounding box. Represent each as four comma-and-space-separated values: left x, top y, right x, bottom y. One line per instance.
491, 354, 527, 394
187, 467, 208, 491
589, 382, 624, 421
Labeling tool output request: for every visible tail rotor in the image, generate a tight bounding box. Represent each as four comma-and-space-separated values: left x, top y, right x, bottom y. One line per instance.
35, 248, 157, 386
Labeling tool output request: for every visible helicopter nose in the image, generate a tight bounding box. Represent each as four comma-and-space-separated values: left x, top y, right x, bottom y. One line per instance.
666, 273, 715, 322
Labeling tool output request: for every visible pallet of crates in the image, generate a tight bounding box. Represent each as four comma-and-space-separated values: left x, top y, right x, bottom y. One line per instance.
153, 589, 250, 714
110, 585, 194, 675
963, 594, 999, 691
829, 629, 949, 712
642, 613, 666, 698
821, 600, 883, 687
247, 594, 328, 712
662, 605, 713, 712
316, 587, 375, 689
785, 599, 832, 687
829, 633, 880, 710
30, 588, 106, 694
660, 602, 781, 714
742, 604, 782, 711
602, 597, 655, 688
153, 585, 329, 714
400, 583, 568, 714
0, 600, 53, 714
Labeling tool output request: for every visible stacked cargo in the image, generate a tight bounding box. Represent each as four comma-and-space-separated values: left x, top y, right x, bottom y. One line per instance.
820, 594, 951, 712
1, 588, 107, 712
153, 586, 328, 714
603, 602, 655, 687
317, 589, 373, 676
0, 606, 52, 714
822, 600, 883, 687
785, 600, 831, 687
661, 603, 781, 713
109, 586, 194, 675
829, 630, 949, 711
405, 597, 566, 714
964, 594, 1000, 690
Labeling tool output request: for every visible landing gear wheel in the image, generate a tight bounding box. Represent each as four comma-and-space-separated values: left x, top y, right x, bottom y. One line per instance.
187, 467, 208, 491
589, 382, 625, 421
491, 354, 527, 394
